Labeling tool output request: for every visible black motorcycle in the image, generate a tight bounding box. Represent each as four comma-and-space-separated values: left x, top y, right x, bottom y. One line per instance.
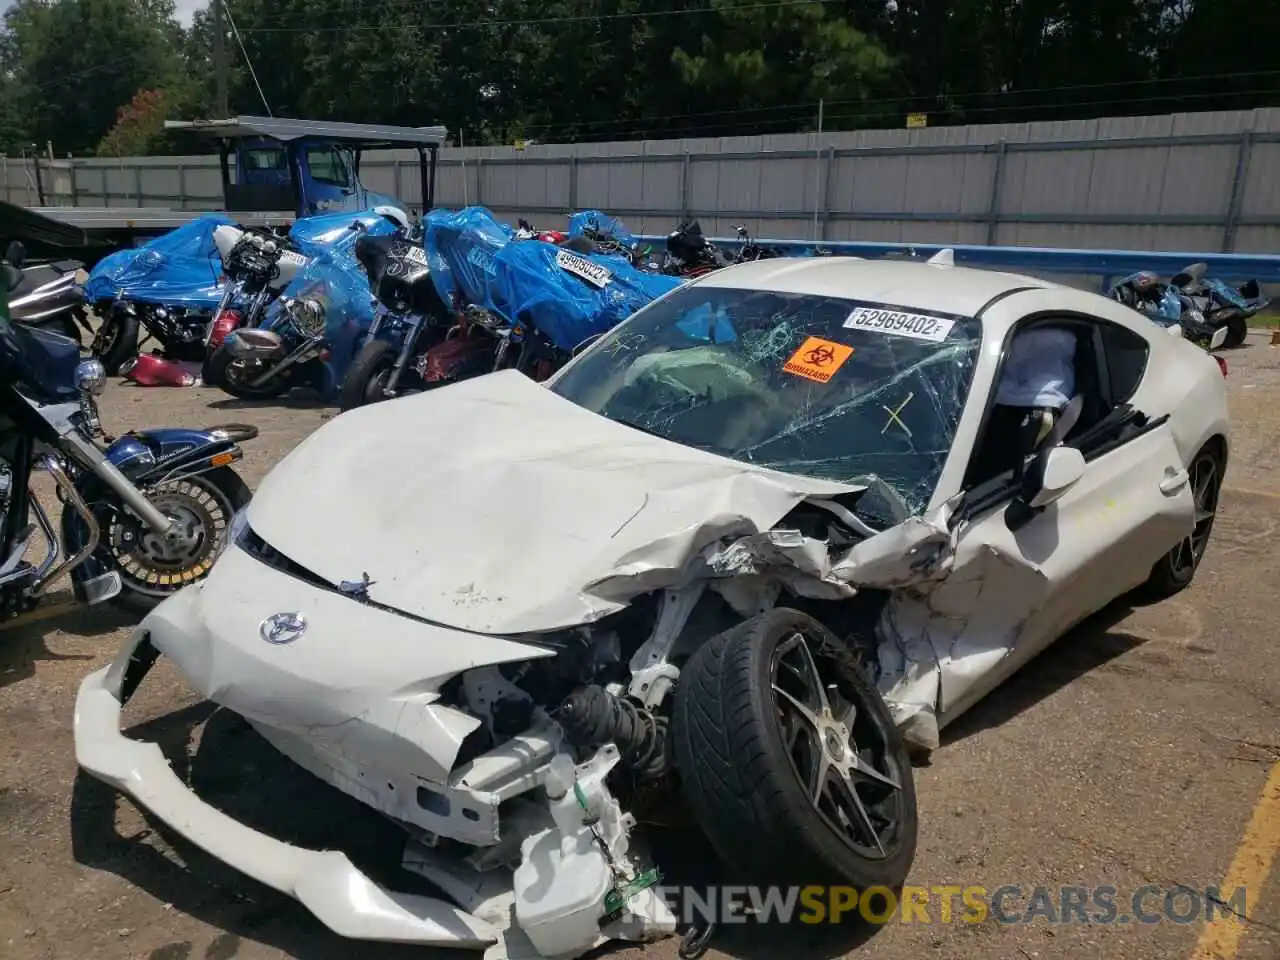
663, 219, 729, 277
4, 240, 93, 345
338, 234, 451, 411
0, 256, 257, 621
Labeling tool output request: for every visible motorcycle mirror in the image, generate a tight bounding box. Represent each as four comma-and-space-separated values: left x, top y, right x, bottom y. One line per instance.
5, 240, 25, 270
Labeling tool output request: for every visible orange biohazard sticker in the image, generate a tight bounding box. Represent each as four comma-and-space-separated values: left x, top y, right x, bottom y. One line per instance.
782, 336, 854, 383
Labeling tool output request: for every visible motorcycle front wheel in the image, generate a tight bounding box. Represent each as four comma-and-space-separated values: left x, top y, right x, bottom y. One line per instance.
92, 307, 140, 375
70, 467, 253, 616
339, 339, 402, 412
203, 344, 292, 400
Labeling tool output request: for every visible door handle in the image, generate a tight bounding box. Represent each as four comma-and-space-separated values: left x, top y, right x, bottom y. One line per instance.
1159, 467, 1190, 495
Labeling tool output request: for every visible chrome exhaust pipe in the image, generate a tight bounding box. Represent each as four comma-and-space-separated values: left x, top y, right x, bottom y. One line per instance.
248, 335, 323, 388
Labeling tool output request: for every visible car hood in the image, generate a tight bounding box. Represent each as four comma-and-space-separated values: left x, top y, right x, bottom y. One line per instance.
247, 370, 862, 634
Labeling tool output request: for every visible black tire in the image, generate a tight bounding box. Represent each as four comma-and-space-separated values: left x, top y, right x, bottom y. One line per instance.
104, 466, 253, 617
203, 344, 291, 400
673, 608, 917, 895
93, 308, 139, 375
1222, 313, 1248, 349
1137, 441, 1224, 600
340, 338, 397, 412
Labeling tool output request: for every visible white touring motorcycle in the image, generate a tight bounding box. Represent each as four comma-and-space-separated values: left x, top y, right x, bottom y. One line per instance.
75, 256, 1228, 958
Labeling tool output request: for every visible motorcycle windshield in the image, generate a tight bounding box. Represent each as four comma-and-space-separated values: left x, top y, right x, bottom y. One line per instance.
84, 213, 233, 307
424, 206, 514, 311
0, 316, 80, 402
489, 240, 684, 352
289, 209, 398, 257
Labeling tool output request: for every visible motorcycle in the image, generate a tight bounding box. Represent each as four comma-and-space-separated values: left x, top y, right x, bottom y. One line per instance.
3, 241, 94, 345
1169, 262, 1270, 349
368, 206, 682, 400
204, 212, 407, 402
338, 233, 452, 410
1109, 271, 1230, 351
731, 223, 783, 262
86, 214, 238, 374
0, 253, 257, 621
663, 219, 729, 277
199, 225, 311, 386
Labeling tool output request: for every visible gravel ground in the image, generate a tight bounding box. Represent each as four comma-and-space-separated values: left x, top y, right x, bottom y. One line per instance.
0, 331, 1277, 960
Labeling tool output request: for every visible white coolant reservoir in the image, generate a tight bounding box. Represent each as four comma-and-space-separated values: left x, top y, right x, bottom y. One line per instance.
514, 747, 625, 958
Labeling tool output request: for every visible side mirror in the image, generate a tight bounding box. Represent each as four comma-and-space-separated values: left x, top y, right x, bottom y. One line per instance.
1024, 445, 1086, 509
1006, 445, 1086, 531
5, 240, 25, 270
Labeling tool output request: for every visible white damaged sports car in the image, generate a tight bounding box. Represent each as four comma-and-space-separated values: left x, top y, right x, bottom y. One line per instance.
74, 255, 1229, 958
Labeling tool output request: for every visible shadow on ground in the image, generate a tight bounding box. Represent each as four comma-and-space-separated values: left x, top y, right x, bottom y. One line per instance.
0, 593, 133, 691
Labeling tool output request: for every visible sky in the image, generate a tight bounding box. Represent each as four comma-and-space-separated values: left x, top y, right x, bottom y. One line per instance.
0, 1, 207, 26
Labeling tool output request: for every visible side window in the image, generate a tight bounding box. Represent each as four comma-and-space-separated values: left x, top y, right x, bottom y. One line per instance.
1098, 321, 1149, 405
245, 149, 286, 170
307, 146, 353, 188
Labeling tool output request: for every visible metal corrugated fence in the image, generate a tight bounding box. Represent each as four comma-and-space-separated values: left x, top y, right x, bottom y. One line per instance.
5, 107, 1280, 254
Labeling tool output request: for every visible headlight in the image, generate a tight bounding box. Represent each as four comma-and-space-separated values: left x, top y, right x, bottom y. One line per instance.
74, 358, 107, 396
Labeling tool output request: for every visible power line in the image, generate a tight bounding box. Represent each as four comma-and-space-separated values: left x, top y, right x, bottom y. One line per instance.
238, 0, 842, 34
223, 0, 273, 116
519, 68, 1280, 136
528, 85, 1280, 143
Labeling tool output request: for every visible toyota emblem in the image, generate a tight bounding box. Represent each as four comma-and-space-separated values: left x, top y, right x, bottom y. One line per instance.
260, 612, 307, 645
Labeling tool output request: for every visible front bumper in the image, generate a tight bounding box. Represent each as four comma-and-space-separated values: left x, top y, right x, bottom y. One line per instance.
74, 644, 501, 950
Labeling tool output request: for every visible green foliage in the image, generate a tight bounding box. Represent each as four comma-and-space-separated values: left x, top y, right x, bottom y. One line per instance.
0, 0, 1275, 156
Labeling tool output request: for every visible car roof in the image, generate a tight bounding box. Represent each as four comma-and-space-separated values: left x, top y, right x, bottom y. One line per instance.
693, 256, 1064, 318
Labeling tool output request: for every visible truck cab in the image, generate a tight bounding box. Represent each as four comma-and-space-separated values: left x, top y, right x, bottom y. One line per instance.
230, 136, 405, 218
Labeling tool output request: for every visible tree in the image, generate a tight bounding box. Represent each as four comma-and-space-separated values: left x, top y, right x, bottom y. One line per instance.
3, 0, 188, 154
95, 88, 171, 156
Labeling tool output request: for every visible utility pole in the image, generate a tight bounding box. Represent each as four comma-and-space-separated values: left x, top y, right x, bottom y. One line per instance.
213, 0, 229, 116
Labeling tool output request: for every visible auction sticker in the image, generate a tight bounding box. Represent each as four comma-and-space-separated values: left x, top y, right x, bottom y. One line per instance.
843, 306, 955, 342
555, 249, 613, 288
783, 336, 855, 383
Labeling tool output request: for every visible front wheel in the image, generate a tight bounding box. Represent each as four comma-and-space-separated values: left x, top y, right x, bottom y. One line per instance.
203, 344, 291, 400
673, 608, 917, 894
340, 338, 399, 412
92, 307, 140, 375
74, 467, 252, 617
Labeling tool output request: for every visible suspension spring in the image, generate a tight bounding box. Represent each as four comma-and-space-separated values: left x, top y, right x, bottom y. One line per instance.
557, 685, 670, 783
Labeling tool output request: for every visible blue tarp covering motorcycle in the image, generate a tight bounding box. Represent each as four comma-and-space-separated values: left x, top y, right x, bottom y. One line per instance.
85, 209, 403, 372
329, 206, 683, 408
426, 205, 681, 353
204, 216, 400, 401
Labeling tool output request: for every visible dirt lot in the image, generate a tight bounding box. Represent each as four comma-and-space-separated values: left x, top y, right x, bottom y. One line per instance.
1, 333, 1278, 960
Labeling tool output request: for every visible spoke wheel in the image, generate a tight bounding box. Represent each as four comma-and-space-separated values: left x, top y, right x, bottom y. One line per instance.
107, 475, 238, 598
771, 631, 904, 861
674, 608, 917, 894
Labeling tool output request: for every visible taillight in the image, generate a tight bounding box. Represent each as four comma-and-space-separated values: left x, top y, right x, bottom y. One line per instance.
1215, 355, 1228, 377
208, 309, 243, 348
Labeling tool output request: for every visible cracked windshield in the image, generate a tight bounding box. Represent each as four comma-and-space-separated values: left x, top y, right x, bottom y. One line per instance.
552, 286, 982, 521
